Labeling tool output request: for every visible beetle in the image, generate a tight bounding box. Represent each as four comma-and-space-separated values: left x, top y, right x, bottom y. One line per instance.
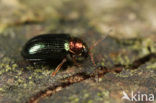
21, 32, 109, 77
21, 34, 93, 76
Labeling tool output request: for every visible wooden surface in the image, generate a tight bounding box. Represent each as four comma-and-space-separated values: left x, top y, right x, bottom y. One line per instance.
0, 0, 156, 103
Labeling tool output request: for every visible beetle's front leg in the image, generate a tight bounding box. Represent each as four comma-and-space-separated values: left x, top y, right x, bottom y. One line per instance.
72, 56, 81, 67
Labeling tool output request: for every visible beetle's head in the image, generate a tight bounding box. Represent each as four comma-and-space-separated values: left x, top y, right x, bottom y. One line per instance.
69, 38, 88, 61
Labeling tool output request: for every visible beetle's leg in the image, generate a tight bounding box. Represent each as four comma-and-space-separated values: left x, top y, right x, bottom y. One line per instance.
69, 49, 75, 54
89, 52, 96, 66
69, 50, 80, 66
51, 58, 67, 77
88, 31, 110, 66
88, 39, 103, 66
72, 56, 81, 66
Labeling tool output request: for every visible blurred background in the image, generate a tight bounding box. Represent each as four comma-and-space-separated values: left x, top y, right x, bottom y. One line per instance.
0, 0, 156, 103
0, 0, 156, 39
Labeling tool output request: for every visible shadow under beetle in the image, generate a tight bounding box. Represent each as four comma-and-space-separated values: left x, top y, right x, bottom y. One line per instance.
21, 34, 106, 76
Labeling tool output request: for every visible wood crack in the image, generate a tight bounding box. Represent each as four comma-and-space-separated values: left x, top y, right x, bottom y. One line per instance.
28, 53, 156, 103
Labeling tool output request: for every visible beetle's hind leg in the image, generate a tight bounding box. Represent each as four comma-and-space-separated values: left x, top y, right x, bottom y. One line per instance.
51, 58, 67, 77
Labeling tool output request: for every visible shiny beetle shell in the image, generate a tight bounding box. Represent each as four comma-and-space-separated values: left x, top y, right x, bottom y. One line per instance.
21, 34, 89, 63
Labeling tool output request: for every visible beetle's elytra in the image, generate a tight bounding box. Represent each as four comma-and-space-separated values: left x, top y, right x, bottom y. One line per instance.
21, 34, 89, 76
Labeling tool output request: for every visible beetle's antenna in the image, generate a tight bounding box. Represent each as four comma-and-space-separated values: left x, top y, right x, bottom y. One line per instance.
89, 31, 110, 51
89, 29, 112, 66
51, 58, 67, 77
